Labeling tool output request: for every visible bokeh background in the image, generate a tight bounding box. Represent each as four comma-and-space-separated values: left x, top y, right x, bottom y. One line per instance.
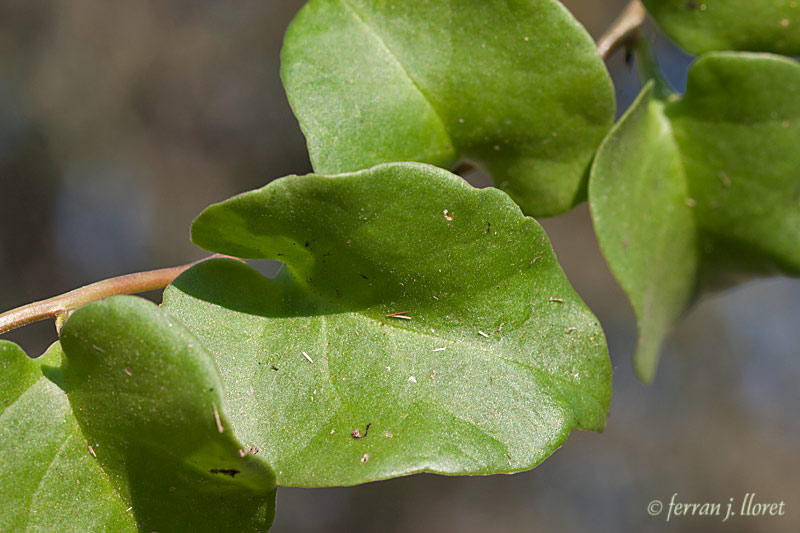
1, 1, 798, 532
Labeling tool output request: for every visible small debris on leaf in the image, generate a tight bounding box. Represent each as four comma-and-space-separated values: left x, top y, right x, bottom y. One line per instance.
213, 404, 224, 434
352, 423, 372, 439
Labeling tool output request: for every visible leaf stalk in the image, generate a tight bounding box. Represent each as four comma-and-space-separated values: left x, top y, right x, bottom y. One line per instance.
0, 254, 232, 336
596, 0, 647, 60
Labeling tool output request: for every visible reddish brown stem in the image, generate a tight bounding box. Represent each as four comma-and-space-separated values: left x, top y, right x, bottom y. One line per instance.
0, 254, 232, 336
596, 0, 647, 60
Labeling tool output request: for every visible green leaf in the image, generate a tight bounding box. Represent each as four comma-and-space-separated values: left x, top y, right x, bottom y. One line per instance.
589, 82, 699, 383
1, 341, 135, 531
642, 0, 800, 55
590, 53, 800, 382
668, 53, 800, 277
165, 162, 611, 487
281, 0, 614, 216
59, 296, 277, 532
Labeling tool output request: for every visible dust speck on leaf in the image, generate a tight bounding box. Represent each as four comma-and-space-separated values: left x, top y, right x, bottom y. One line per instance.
124, 367, 133, 376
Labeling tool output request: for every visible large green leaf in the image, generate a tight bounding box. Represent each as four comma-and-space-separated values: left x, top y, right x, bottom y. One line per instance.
590, 52, 800, 382
281, 0, 614, 217
165, 162, 611, 487
58, 296, 278, 532
1, 340, 135, 531
643, 0, 800, 56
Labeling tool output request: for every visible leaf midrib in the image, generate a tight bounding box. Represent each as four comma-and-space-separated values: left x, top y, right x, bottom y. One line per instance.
336, 0, 455, 154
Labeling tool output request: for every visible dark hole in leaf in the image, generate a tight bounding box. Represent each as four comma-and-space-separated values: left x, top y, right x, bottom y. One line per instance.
209, 469, 240, 478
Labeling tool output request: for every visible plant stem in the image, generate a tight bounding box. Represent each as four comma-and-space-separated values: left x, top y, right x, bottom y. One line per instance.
0, 254, 232, 336
631, 33, 674, 99
596, 0, 647, 60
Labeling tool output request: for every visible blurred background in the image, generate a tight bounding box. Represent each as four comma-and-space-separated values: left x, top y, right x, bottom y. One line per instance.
0, 1, 797, 531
